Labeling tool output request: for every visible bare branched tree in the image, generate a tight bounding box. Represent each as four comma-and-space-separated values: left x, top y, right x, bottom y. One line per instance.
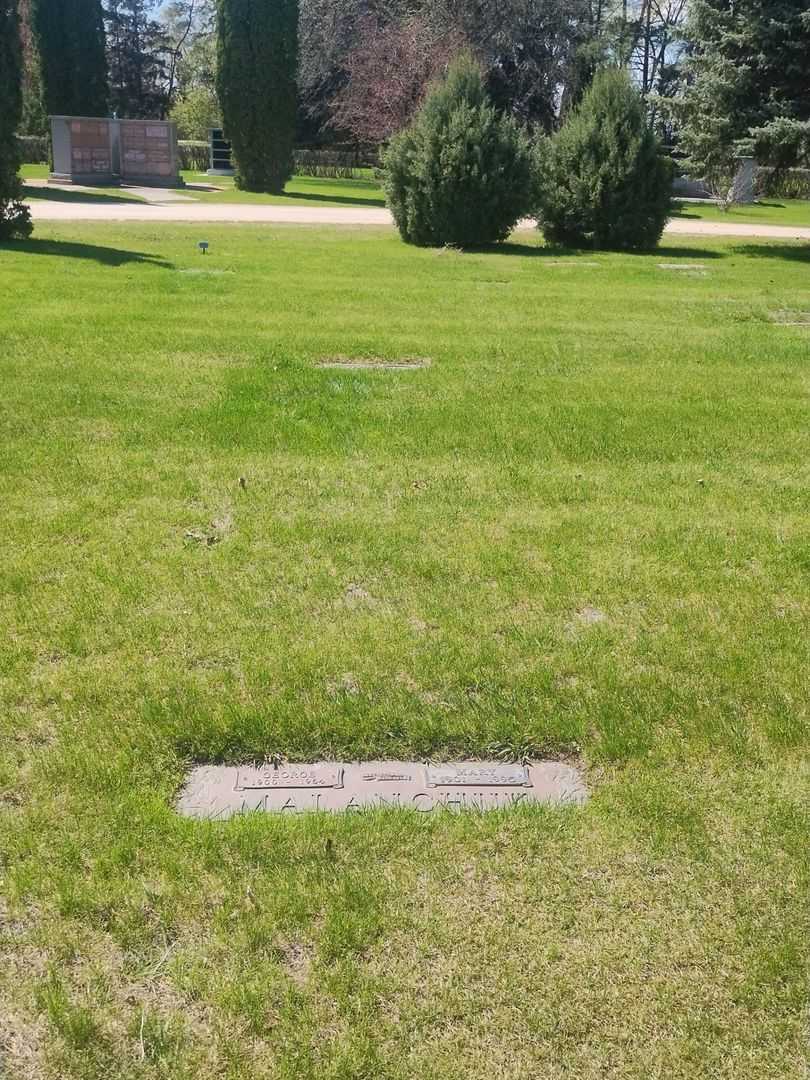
331, 15, 463, 144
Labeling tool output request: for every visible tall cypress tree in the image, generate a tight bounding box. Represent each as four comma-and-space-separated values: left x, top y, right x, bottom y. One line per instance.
32, 0, 108, 116
0, 0, 33, 239
216, 0, 298, 192
18, 0, 48, 135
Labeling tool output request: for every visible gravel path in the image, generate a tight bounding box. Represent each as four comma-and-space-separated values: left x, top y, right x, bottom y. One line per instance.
27, 198, 395, 225
664, 217, 810, 239
23, 193, 810, 239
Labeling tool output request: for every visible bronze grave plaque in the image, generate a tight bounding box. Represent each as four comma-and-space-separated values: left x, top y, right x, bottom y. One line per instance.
176, 761, 587, 819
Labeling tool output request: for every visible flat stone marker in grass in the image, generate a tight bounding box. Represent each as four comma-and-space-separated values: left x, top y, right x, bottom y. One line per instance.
657, 263, 708, 275
316, 356, 431, 370
770, 309, 810, 325
176, 760, 587, 818
178, 268, 235, 276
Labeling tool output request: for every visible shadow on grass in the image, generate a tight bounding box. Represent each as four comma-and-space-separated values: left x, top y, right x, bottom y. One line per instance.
279, 190, 386, 209
729, 243, 810, 264
469, 240, 725, 260
180, 183, 223, 193
672, 199, 790, 219
23, 184, 144, 206
640, 245, 724, 260
1, 237, 172, 267
671, 209, 706, 220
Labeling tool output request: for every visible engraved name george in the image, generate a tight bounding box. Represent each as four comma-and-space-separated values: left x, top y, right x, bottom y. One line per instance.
235, 766, 344, 790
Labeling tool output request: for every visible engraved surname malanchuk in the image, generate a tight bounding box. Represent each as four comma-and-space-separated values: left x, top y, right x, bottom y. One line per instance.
235, 765, 344, 790
410, 790, 529, 811
240, 791, 328, 813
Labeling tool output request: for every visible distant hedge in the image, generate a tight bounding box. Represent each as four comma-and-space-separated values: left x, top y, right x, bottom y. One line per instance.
178, 140, 209, 171
15, 134, 378, 182
295, 148, 360, 179
756, 167, 810, 200
17, 133, 49, 163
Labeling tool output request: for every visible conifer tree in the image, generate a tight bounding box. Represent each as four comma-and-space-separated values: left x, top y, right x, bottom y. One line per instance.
105, 0, 170, 119
538, 68, 672, 250
18, 0, 48, 135
383, 52, 536, 248
32, 0, 107, 116
0, 0, 33, 239
216, 0, 298, 192
675, 0, 810, 180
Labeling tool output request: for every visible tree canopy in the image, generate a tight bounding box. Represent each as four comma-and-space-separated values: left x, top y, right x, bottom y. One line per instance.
216, 0, 298, 192
32, 0, 107, 116
1, 0, 33, 238
675, 0, 810, 178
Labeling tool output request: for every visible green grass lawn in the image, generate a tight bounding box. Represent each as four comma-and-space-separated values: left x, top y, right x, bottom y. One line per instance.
673, 197, 810, 227
177, 169, 386, 208
20, 164, 386, 208
1, 224, 809, 1079
20, 164, 148, 204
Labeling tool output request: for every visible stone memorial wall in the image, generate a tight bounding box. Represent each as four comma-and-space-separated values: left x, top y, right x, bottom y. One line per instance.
69, 120, 112, 178
119, 120, 181, 186
49, 116, 183, 188
51, 117, 114, 185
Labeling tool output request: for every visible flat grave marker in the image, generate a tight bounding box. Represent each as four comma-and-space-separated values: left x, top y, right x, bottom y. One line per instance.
176, 760, 587, 818
315, 356, 432, 370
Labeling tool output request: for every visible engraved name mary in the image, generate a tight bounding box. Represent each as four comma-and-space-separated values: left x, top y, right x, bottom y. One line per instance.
425, 764, 530, 787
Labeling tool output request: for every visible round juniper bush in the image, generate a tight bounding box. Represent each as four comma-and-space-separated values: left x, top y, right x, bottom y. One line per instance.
383, 52, 536, 248
537, 68, 673, 251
